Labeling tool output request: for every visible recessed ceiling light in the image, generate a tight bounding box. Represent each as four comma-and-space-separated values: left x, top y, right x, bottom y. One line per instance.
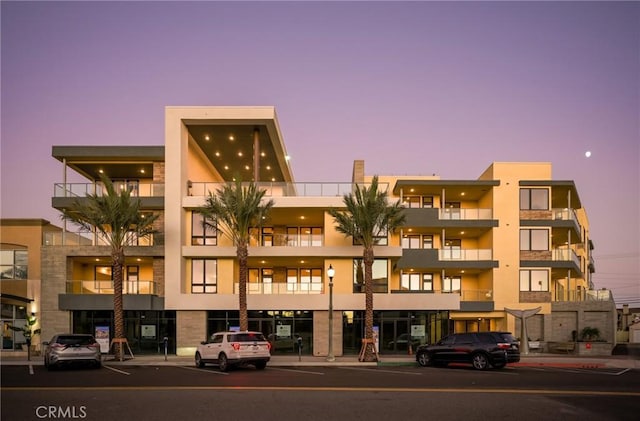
140, 169, 145, 174
205, 135, 210, 141
266, 165, 271, 170
224, 165, 229, 170
229, 135, 234, 141
98, 169, 104, 174
461, 192, 466, 196
271, 177, 275, 182
215, 151, 220, 157
245, 165, 250, 170
238, 151, 243, 157
261, 152, 266, 157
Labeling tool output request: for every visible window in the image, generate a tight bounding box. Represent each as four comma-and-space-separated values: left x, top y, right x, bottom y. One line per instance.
192, 212, 217, 245
192, 259, 217, 293
443, 239, 461, 259
422, 235, 433, 249
284, 268, 322, 293
443, 276, 461, 292
520, 188, 549, 210
353, 232, 388, 246
0, 249, 28, 280
520, 229, 549, 251
443, 202, 461, 219
402, 235, 421, 249
520, 269, 549, 291
422, 196, 433, 208
299, 227, 323, 247
353, 259, 388, 293
400, 272, 433, 291
403, 195, 433, 208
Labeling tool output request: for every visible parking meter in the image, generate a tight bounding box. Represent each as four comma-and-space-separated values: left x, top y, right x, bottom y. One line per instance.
163, 336, 169, 361
296, 336, 303, 361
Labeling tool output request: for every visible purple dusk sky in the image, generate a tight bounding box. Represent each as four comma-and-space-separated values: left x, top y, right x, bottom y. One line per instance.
1, 1, 638, 306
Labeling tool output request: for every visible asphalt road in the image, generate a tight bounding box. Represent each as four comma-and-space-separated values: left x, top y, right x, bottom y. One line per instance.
2, 364, 639, 421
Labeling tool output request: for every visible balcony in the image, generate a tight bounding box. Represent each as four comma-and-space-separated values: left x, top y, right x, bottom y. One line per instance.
65, 280, 158, 295
44, 230, 155, 246
234, 283, 324, 294
402, 208, 498, 230
54, 182, 164, 198
439, 208, 493, 220
52, 182, 164, 210
520, 208, 582, 240
396, 249, 498, 270
249, 233, 323, 247
188, 181, 388, 198
520, 248, 582, 277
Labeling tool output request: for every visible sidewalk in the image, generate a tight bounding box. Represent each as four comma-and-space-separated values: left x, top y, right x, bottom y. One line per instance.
2, 351, 639, 369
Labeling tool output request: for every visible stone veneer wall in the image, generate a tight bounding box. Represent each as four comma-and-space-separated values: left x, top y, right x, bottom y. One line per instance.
40, 247, 74, 343
176, 310, 206, 356
313, 310, 343, 357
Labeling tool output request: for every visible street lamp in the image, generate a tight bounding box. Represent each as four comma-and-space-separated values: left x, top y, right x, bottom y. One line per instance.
327, 264, 335, 362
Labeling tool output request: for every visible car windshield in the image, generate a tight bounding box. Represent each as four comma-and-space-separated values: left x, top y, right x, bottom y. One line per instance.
56, 336, 95, 346
231, 333, 266, 342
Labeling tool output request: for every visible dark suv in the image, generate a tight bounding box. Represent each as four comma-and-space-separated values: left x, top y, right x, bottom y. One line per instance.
415, 332, 520, 370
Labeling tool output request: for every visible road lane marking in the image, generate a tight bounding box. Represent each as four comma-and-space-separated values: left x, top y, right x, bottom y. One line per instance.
102, 365, 131, 375
2, 386, 639, 397
339, 367, 422, 376
269, 367, 325, 375
178, 366, 229, 375
29, 364, 34, 375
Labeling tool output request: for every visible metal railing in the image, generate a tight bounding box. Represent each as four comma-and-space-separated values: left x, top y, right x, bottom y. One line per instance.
189, 181, 388, 198
54, 182, 164, 198
65, 280, 158, 295
439, 208, 493, 220
44, 231, 154, 246
248, 233, 323, 247
234, 282, 324, 295
439, 249, 493, 260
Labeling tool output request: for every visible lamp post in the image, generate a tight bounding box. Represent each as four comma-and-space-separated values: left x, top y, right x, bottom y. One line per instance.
327, 264, 335, 362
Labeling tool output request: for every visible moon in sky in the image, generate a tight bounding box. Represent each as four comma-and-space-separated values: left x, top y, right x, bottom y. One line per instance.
585, 151, 592, 158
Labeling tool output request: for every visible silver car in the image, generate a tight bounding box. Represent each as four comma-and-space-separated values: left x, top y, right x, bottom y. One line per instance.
43, 334, 102, 370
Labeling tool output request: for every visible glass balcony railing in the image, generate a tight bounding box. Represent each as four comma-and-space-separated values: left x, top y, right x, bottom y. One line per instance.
439, 208, 493, 220
553, 248, 580, 266
65, 280, 158, 295
189, 181, 388, 198
552, 208, 578, 222
248, 233, 323, 247
439, 249, 493, 260
44, 231, 154, 246
234, 282, 324, 295
54, 182, 164, 198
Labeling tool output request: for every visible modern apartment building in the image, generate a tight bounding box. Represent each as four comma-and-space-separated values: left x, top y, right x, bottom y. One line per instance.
39, 106, 614, 357
1, 219, 60, 351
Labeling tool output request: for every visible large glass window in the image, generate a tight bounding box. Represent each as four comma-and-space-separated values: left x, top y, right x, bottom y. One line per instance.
443, 276, 461, 292
192, 212, 217, 245
520, 269, 549, 291
520, 229, 549, 251
353, 259, 388, 293
401, 272, 433, 291
0, 249, 28, 280
520, 188, 549, 210
191, 259, 217, 293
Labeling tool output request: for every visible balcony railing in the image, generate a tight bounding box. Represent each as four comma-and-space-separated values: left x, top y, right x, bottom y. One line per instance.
189, 181, 388, 198
553, 248, 580, 266
44, 231, 154, 246
552, 208, 578, 222
234, 282, 324, 294
439, 249, 493, 260
439, 208, 493, 220
248, 233, 323, 247
54, 182, 164, 198
65, 280, 158, 295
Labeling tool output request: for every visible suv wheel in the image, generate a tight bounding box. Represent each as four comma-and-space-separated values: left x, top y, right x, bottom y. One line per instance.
195, 352, 205, 368
416, 351, 433, 367
218, 353, 229, 372
471, 353, 490, 370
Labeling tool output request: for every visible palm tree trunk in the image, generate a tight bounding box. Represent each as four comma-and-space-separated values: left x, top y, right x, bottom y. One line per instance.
363, 247, 377, 362
238, 242, 249, 331
113, 249, 125, 360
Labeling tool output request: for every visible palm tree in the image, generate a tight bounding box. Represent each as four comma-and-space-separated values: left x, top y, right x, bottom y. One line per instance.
200, 180, 274, 331
61, 174, 158, 359
329, 175, 405, 362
